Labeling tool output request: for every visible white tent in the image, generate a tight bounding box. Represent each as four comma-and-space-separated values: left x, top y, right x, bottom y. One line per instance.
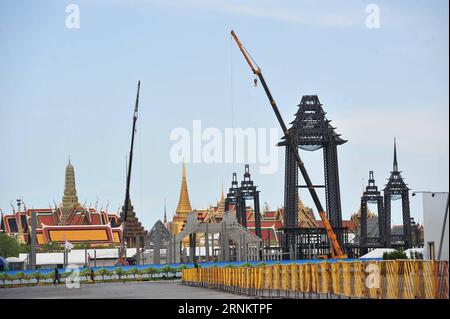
17, 248, 137, 268
359, 248, 396, 259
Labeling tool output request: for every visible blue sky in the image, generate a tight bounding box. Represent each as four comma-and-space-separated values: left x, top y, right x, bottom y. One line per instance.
0, 0, 448, 229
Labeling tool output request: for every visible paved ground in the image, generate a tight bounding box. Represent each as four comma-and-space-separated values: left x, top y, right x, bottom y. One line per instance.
0, 280, 250, 299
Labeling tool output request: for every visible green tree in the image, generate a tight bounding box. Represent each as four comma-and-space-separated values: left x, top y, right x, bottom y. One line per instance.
80, 268, 90, 281
142, 267, 156, 279
23, 273, 34, 285
19, 243, 31, 254
34, 272, 43, 284
115, 267, 125, 280
61, 270, 73, 279
159, 265, 174, 278
44, 272, 54, 282
14, 272, 25, 284
0, 233, 21, 257
126, 268, 138, 280
383, 250, 408, 260
0, 272, 9, 285
95, 268, 108, 281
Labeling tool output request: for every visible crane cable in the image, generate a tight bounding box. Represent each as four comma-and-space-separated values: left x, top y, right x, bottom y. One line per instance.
230, 35, 235, 172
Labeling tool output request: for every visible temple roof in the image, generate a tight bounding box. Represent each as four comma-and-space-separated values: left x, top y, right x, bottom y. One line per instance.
61, 159, 81, 223
278, 95, 346, 148
118, 199, 147, 237
174, 160, 192, 221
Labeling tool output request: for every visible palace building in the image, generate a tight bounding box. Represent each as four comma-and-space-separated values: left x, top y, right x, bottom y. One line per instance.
164, 162, 351, 248
0, 160, 146, 247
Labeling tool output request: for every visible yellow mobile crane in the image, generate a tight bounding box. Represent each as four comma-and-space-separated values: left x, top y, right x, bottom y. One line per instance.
231, 30, 347, 259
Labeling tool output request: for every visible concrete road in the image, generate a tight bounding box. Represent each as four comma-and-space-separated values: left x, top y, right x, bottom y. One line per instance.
0, 280, 250, 299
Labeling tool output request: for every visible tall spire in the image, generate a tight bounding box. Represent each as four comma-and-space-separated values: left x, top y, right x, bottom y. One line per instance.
217, 182, 225, 216
174, 160, 192, 221
61, 159, 80, 222
393, 137, 398, 172
220, 181, 225, 203
163, 198, 167, 224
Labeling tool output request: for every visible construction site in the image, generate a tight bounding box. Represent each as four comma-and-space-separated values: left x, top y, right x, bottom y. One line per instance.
0, 2, 448, 303
144, 31, 449, 299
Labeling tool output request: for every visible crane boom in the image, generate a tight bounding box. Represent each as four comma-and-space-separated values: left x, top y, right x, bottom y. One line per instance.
231, 30, 346, 258
120, 80, 141, 265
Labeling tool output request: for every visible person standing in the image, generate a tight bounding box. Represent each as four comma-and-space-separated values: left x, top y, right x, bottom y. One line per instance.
53, 267, 61, 285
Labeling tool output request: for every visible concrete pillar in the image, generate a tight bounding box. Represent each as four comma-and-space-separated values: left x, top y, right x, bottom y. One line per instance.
153, 230, 161, 264
243, 234, 247, 262
219, 224, 224, 262
136, 236, 141, 265
236, 237, 241, 262
204, 223, 209, 262
189, 233, 196, 263
211, 233, 215, 261
223, 222, 229, 262
174, 236, 181, 263
167, 237, 172, 264
30, 210, 37, 270
205, 233, 209, 262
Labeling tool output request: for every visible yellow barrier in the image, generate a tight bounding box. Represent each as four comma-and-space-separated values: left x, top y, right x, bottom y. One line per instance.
182, 260, 449, 299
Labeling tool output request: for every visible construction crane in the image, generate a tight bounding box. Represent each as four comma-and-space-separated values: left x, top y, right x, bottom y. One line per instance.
120, 80, 141, 265
231, 30, 347, 259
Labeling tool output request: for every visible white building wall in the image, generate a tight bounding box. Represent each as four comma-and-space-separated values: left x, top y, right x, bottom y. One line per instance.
423, 193, 449, 261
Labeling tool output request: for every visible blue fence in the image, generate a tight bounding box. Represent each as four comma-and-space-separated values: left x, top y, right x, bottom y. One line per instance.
0, 258, 381, 276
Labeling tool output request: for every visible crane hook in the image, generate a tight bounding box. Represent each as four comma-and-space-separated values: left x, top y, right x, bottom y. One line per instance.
253, 76, 258, 87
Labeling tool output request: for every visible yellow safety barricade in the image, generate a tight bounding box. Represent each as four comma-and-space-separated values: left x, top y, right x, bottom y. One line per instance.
385, 260, 398, 299
340, 262, 351, 297
366, 261, 381, 299
298, 264, 306, 292
273, 265, 281, 290
304, 264, 312, 293
352, 261, 365, 298
330, 262, 340, 296
281, 265, 289, 291
401, 260, 421, 299
310, 263, 318, 293
421, 261, 435, 299
290, 264, 299, 291
181, 260, 449, 300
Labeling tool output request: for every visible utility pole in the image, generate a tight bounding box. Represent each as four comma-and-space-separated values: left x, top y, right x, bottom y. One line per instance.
30, 210, 37, 270
120, 81, 141, 265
